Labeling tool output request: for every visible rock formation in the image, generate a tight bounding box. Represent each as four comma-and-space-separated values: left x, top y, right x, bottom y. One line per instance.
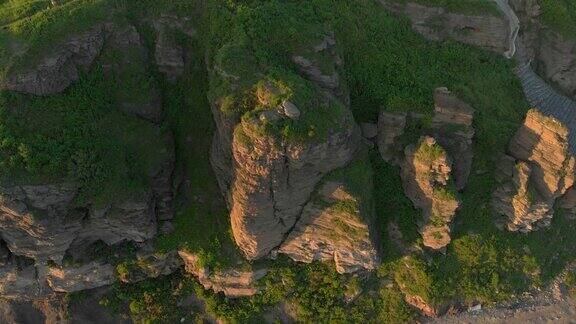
278, 164, 380, 273
430, 88, 475, 190
377, 111, 407, 163
209, 30, 361, 261
178, 250, 267, 297
510, 0, 576, 100
382, 1, 510, 55
492, 109, 575, 232
401, 137, 460, 250
2, 26, 106, 95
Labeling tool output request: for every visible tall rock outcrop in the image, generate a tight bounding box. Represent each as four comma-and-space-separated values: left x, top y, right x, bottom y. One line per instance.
401, 137, 460, 250
492, 109, 575, 232
381, 1, 510, 55
209, 31, 360, 260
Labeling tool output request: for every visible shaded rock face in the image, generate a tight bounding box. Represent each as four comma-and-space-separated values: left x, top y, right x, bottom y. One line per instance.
46, 261, 115, 293
430, 88, 475, 190
2, 26, 106, 95
209, 34, 360, 261
401, 137, 460, 250
0, 184, 83, 263
510, 0, 576, 100
377, 111, 407, 163
537, 33, 576, 100
492, 109, 575, 232
0, 184, 159, 264
0, 23, 180, 301
382, 1, 509, 54
178, 250, 267, 297
279, 181, 379, 274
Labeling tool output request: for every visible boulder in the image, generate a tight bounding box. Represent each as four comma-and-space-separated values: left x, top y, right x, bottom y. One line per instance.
401, 137, 460, 250
152, 20, 186, 81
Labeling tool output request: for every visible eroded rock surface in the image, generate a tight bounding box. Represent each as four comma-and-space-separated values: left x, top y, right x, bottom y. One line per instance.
382, 1, 509, 54
209, 32, 360, 260
279, 179, 379, 274
401, 137, 460, 250
2, 26, 106, 95
46, 262, 115, 293
510, 0, 576, 100
430, 88, 475, 190
492, 109, 575, 232
377, 111, 407, 163
178, 250, 267, 297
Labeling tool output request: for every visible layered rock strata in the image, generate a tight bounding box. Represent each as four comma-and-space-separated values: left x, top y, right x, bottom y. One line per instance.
178, 250, 267, 297
492, 109, 575, 232
401, 137, 460, 250
279, 177, 379, 274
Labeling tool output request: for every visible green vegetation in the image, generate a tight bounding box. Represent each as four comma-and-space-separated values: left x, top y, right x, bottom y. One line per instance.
3, 0, 576, 322
0, 68, 165, 205
539, 0, 576, 39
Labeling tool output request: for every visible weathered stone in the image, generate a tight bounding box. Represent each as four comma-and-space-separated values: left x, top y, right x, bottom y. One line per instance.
0, 184, 82, 263
430, 87, 475, 190
46, 262, 115, 293
106, 25, 165, 124
178, 250, 267, 297
2, 26, 105, 95
382, 1, 510, 54
279, 101, 301, 120
492, 110, 575, 232
360, 122, 378, 139
377, 111, 407, 163
152, 21, 186, 81
279, 180, 379, 274
401, 137, 460, 250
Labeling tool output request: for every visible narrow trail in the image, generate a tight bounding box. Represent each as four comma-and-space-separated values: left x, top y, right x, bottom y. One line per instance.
494, 0, 576, 153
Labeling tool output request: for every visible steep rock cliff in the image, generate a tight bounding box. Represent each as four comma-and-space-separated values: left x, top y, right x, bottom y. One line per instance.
208, 32, 360, 260
401, 137, 460, 250
492, 109, 575, 232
